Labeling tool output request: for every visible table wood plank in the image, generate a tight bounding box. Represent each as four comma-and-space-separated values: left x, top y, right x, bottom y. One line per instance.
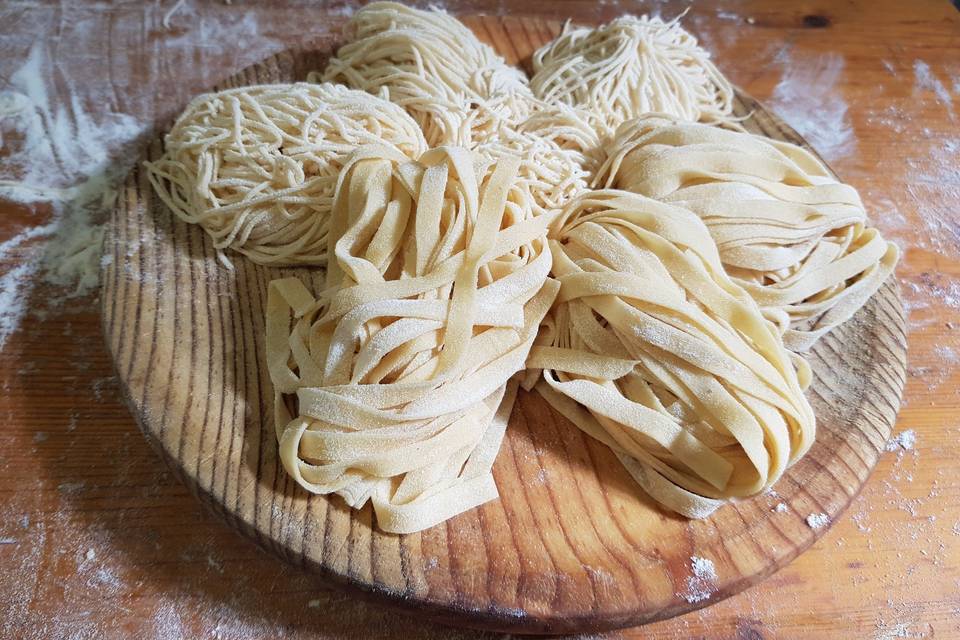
1, 1, 958, 638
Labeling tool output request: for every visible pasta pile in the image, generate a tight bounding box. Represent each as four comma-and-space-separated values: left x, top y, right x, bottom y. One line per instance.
527, 190, 816, 517
474, 127, 589, 215
146, 4, 898, 533
321, 2, 589, 214
530, 15, 736, 136
322, 2, 535, 148
145, 83, 427, 266
597, 116, 900, 350
266, 145, 558, 534
520, 102, 609, 178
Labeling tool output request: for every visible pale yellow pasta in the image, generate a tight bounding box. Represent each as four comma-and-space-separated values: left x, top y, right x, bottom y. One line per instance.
474, 125, 589, 216
530, 14, 736, 136
145, 82, 427, 266
520, 102, 610, 179
321, 2, 534, 148
266, 144, 558, 534
319, 3, 590, 213
597, 115, 899, 350
143, 6, 902, 533
527, 189, 815, 517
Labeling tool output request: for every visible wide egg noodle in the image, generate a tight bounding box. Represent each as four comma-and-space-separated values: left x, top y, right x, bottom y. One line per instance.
266, 144, 558, 534
597, 115, 899, 350
526, 189, 816, 517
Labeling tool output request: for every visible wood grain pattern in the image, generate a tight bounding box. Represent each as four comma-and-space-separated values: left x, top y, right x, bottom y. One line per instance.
98, 16, 906, 635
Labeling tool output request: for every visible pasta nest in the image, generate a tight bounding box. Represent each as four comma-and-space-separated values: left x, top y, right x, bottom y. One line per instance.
146, 82, 427, 265
322, 1, 536, 148
267, 145, 558, 533
530, 14, 736, 133
528, 190, 816, 517
596, 115, 900, 350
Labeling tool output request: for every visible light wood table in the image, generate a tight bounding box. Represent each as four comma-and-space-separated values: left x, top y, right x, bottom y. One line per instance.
0, 1, 957, 638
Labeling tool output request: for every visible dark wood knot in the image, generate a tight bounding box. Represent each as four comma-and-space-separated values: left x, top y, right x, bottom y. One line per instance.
802, 14, 831, 28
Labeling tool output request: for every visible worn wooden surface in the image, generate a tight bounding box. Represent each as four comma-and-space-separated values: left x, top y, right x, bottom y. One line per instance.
1, 1, 958, 639
100, 26, 907, 635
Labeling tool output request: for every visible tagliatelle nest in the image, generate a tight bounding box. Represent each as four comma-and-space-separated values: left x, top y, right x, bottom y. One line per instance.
596, 115, 899, 350
266, 145, 557, 533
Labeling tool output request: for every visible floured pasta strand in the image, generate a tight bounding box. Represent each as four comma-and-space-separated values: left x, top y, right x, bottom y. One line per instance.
474, 124, 589, 216
530, 14, 736, 135
519, 101, 611, 179
597, 116, 899, 350
145, 82, 427, 266
266, 144, 558, 534
320, 1, 535, 148
526, 189, 815, 518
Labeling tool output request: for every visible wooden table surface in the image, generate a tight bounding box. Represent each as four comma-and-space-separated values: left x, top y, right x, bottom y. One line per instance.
0, 1, 957, 638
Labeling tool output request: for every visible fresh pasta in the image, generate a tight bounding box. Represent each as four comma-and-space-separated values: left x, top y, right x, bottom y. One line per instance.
530, 15, 736, 135
520, 102, 609, 179
321, 2, 535, 148
266, 145, 558, 534
597, 116, 899, 350
142, 6, 901, 532
527, 189, 816, 517
145, 82, 427, 266
474, 125, 589, 216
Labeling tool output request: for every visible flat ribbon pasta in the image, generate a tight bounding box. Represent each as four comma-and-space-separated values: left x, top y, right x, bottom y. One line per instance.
145, 82, 426, 266
530, 15, 736, 138
527, 189, 815, 518
267, 144, 558, 534
321, 2, 535, 148
597, 116, 899, 350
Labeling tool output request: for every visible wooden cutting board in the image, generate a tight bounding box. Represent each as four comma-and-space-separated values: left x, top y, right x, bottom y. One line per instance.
100, 15, 906, 635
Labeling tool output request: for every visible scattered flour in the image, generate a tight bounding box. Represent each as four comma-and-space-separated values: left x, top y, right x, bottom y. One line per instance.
913, 59, 954, 119
162, 0, 190, 29
773, 502, 789, 513
682, 556, 717, 604
769, 50, 856, 162
0, 40, 144, 350
0, 262, 40, 350
152, 601, 186, 640
885, 430, 917, 452
806, 513, 830, 530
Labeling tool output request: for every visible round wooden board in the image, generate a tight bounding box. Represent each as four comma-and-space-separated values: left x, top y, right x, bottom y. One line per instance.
100, 15, 906, 635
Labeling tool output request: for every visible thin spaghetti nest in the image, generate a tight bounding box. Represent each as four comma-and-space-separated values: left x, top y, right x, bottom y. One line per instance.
146, 82, 427, 266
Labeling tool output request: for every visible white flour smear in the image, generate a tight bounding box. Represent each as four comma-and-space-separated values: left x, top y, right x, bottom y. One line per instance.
806, 513, 830, 530
682, 556, 717, 604
886, 430, 917, 453
0, 41, 144, 349
913, 60, 955, 119
769, 51, 856, 163
906, 137, 960, 260
0, 3, 289, 353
